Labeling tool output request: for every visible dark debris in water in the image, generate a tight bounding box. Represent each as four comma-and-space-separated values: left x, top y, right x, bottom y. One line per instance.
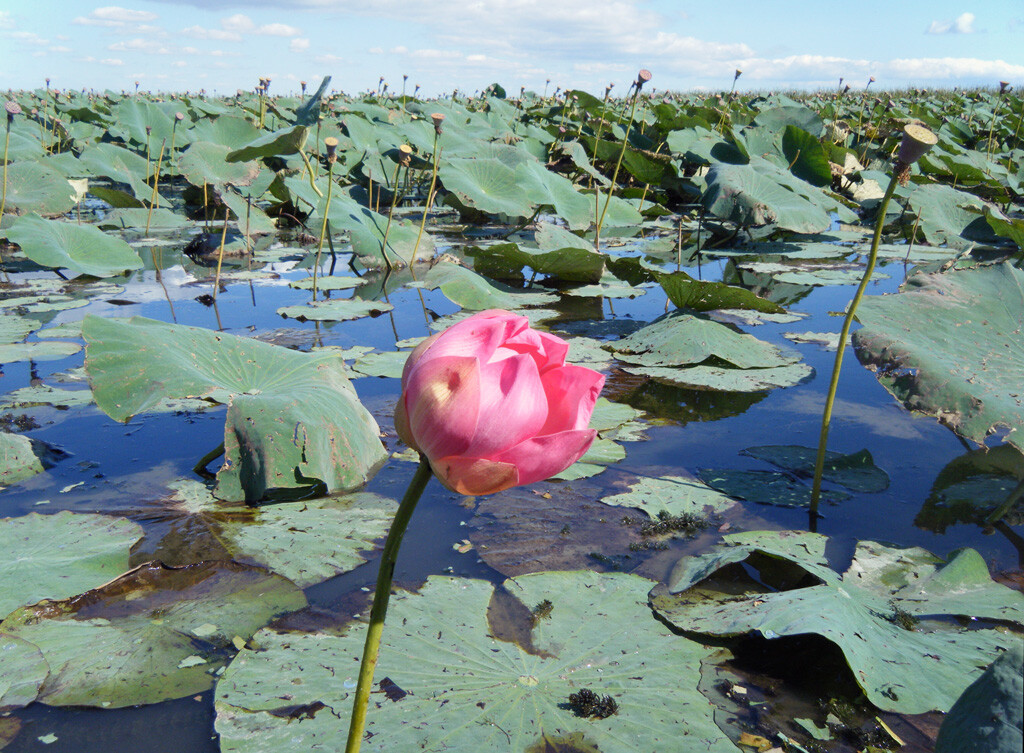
565, 688, 618, 719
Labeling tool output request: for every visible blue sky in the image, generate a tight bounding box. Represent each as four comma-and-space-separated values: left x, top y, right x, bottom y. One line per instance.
1, 1, 1022, 96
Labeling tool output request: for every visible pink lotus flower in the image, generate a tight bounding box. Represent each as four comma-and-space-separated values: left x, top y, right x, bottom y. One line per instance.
395, 310, 605, 495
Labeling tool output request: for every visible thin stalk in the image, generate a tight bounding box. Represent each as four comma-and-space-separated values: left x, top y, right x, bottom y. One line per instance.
344, 456, 434, 753
145, 140, 166, 235
213, 207, 229, 301
595, 83, 641, 247
984, 477, 1024, 527
1, 123, 10, 221
409, 133, 442, 277
312, 161, 335, 300
193, 442, 225, 476
808, 170, 901, 526
298, 149, 323, 198
377, 161, 404, 272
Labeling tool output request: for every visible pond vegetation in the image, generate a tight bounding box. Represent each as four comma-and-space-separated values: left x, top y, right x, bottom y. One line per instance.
1, 73, 1022, 752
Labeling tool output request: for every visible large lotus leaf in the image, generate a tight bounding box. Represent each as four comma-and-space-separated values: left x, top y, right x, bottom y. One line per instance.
0, 633, 48, 710
422, 262, 558, 310
439, 157, 536, 219
906, 183, 998, 249
108, 99, 175, 145
469, 241, 605, 284
751, 105, 824, 137
97, 207, 192, 231
624, 362, 813, 392
608, 312, 800, 369
185, 116, 263, 150
652, 531, 1022, 713
0, 561, 306, 708
1, 161, 77, 215
852, 264, 1024, 451
0, 511, 142, 619
142, 481, 397, 589
179, 142, 261, 189
935, 644, 1023, 753
601, 475, 737, 519
5, 213, 143, 277
703, 162, 832, 233
781, 125, 831, 187
226, 125, 309, 162
82, 315, 387, 502
742, 445, 889, 492
985, 206, 1024, 251
654, 269, 785, 314
514, 161, 593, 229
214, 573, 736, 753
77, 142, 154, 200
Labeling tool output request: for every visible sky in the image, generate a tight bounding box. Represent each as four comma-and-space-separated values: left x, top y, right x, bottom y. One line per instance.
1, 1, 1022, 97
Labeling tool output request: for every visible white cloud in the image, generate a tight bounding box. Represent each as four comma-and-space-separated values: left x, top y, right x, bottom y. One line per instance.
927, 12, 976, 34
9, 30, 49, 46
182, 25, 241, 41
0, 11, 14, 29
221, 14, 255, 33
49, 45, 72, 53
315, 53, 345, 63
289, 37, 310, 52
108, 38, 172, 54
73, 6, 158, 27
257, 22, 301, 37
100, 57, 124, 65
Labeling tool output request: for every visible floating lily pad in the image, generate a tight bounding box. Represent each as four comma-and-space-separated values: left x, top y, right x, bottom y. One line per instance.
6, 213, 143, 277
601, 476, 737, 519
349, 349, 408, 378
783, 331, 839, 349
0, 511, 142, 619
552, 437, 625, 480
83, 315, 387, 502
623, 363, 813, 392
469, 241, 605, 284
652, 531, 1023, 713
853, 264, 1024, 452
422, 262, 558, 310
153, 481, 398, 588
608, 313, 800, 369
277, 297, 393, 322
0, 384, 93, 410
0, 340, 81, 364
697, 469, 850, 507
742, 445, 889, 492
0, 634, 48, 710
215, 573, 737, 753
288, 276, 362, 291
655, 270, 785, 314
1, 561, 306, 708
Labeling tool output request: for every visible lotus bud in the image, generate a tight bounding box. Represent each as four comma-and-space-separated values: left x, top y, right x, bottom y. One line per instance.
843, 84, 850, 94
324, 136, 338, 164
431, 112, 445, 135
635, 69, 652, 91
145, 125, 152, 136
734, 69, 742, 80
414, 85, 421, 97
398, 143, 412, 167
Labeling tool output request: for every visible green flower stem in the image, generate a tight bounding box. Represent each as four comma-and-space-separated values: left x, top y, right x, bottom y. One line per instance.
984, 476, 1024, 527
595, 86, 641, 250
809, 168, 901, 525
409, 132, 441, 277
1, 122, 11, 221
345, 455, 434, 753
145, 140, 166, 235
298, 149, 324, 198
312, 160, 335, 300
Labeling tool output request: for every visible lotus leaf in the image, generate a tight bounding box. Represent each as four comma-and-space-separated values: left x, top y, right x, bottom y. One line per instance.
0, 561, 306, 708
1, 161, 77, 216
0, 511, 142, 619
82, 315, 387, 502
652, 531, 1023, 713
422, 262, 558, 310
741, 445, 889, 492
601, 475, 737, 518
853, 263, 1024, 451
214, 573, 736, 753
5, 213, 143, 277
935, 644, 1023, 753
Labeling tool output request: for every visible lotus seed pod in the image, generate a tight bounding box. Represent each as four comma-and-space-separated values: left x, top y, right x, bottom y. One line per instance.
175, 112, 185, 121
1000, 81, 1011, 94
5, 101, 22, 123
636, 69, 652, 91
324, 136, 338, 163
431, 112, 445, 135
398, 143, 413, 166
898, 124, 938, 166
